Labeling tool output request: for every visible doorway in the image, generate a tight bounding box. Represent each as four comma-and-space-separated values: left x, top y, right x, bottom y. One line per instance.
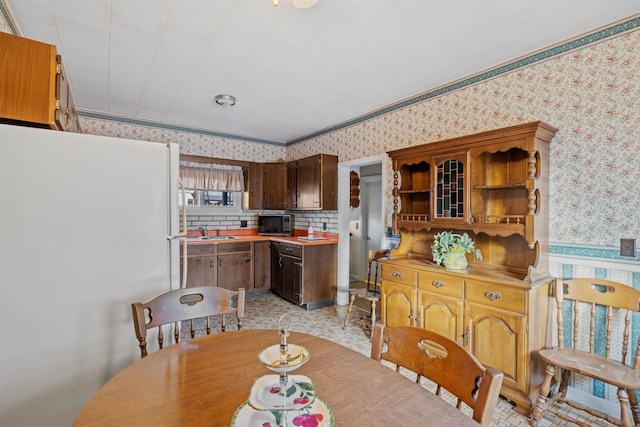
353, 170, 382, 281
337, 154, 386, 305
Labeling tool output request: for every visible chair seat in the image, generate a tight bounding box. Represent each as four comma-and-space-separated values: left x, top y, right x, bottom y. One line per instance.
539, 348, 640, 389
348, 288, 380, 302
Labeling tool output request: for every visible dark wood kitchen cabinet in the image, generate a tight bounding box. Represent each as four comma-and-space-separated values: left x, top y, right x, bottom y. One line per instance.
271, 242, 302, 304
262, 162, 287, 210
216, 242, 252, 291
180, 241, 254, 291
253, 240, 271, 290
181, 244, 216, 288
271, 242, 336, 309
246, 162, 263, 210
0, 32, 80, 132
287, 154, 338, 211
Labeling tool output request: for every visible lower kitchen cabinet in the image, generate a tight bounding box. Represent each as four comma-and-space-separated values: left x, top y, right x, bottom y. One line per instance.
180, 244, 215, 288
216, 242, 252, 291
380, 259, 551, 416
271, 242, 336, 309
180, 241, 254, 291
253, 241, 271, 290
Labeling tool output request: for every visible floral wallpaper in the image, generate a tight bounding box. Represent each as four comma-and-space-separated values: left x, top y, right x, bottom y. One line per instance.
288, 29, 640, 249
80, 117, 287, 163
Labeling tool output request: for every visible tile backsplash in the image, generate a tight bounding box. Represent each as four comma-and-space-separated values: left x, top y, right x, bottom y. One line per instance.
181, 210, 338, 234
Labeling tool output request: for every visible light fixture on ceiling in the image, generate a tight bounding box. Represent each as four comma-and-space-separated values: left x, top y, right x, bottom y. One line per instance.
273, 0, 319, 9
214, 94, 236, 108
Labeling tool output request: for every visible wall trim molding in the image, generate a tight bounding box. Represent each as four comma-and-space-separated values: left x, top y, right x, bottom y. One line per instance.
550, 243, 640, 273
0, 0, 20, 34
78, 111, 285, 147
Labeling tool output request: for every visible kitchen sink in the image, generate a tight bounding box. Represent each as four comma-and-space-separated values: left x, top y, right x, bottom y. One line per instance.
187, 235, 238, 240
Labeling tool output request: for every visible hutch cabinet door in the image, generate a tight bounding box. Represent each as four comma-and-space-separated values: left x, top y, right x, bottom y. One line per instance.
464, 302, 527, 393
417, 291, 464, 344
380, 281, 416, 327
431, 152, 470, 226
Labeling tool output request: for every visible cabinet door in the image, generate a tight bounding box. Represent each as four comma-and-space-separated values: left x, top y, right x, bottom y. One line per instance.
217, 252, 252, 291
417, 291, 463, 344
464, 302, 527, 392
281, 254, 302, 303
247, 162, 264, 210
432, 152, 469, 225
263, 163, 287, 210
184, 255, 215, 288
287, 161, 298, 209
271, 243, 284, 295
254, 241, 271, 290
380, 281, 416, 327
296, 156, 320, 209
0, 33, 58, 128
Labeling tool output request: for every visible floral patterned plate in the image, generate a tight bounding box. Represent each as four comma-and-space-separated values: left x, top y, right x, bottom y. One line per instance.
248, 374, 315, 411
230, 396, 334, 427
257, 344, 310, 373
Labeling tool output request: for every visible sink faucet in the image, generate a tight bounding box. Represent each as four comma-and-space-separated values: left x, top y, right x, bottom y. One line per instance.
196, 226, 207, 236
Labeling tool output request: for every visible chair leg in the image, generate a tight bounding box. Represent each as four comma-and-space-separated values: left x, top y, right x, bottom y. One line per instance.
531, 364, 556, 426
343, 294, 356, 330
370, 300, 377, 330
629, 389, 640, 425
618, 388, 633, 427
558, 368, 570, 399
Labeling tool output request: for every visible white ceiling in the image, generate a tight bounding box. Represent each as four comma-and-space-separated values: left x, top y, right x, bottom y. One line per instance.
5, 0, 639, 143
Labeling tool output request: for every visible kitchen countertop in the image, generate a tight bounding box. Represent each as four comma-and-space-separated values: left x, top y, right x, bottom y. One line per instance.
181, 230, 338, 246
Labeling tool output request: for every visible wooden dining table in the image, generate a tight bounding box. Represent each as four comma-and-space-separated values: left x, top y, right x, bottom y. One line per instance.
73, 329, 480, 426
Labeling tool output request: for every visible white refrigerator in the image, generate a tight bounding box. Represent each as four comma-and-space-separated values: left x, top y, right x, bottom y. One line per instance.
0, 124, 180, 427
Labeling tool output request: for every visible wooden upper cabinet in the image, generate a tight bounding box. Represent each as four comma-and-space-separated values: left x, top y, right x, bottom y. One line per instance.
247, 162, 264, 210
288, 154, 338, 211
262, 162, 287, 210
0, 32, 79, 132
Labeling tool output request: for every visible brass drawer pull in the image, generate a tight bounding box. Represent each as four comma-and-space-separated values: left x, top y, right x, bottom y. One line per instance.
484, 291, 502, 301
392, 271, 404, 279
432, 280, 445, 288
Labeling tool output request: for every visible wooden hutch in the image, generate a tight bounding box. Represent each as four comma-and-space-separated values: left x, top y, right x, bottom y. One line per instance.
380, 121, 558, 415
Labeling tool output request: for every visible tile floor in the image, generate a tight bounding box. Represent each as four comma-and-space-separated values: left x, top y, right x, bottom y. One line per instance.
193, 290, 612, 427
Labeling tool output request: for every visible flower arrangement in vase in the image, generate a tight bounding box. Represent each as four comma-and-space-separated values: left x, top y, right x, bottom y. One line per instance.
431, 231, 482, 270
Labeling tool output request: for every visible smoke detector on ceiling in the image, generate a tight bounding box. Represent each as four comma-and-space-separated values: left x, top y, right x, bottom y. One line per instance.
214, 94, 236, 108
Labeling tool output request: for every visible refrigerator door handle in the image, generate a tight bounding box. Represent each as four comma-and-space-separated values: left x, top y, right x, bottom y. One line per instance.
167, 234, 187, 240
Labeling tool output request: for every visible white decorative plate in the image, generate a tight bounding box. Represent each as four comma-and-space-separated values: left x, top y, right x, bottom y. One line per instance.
248, 374, 315, 411
257, 344, 310, 373
231, 396, 334, 427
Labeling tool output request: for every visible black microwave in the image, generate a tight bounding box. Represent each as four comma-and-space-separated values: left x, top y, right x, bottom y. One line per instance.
258, 215, 294, 236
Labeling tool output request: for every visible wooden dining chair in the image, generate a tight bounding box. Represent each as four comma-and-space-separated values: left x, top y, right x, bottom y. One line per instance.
371, 322, 503, 427
343, 249, 390, 331
131, 286, 245, 358
530, 278, 640, 427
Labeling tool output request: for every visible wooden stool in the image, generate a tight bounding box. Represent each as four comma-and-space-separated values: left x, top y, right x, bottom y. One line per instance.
343, 249, 389, 332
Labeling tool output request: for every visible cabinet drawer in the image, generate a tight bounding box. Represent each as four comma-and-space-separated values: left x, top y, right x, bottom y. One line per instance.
279, 243, 302, 258
217, 241, 251, 253
418, 272, 463, 298
183, 244, 216, 256
381, 264, 418, 286
465, 280, 526, 314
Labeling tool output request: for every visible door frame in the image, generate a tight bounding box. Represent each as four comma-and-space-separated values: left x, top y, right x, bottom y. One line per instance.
337, 154, 387, 305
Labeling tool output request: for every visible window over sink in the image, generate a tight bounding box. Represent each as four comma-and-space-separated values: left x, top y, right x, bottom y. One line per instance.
179, 159, 244, 211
